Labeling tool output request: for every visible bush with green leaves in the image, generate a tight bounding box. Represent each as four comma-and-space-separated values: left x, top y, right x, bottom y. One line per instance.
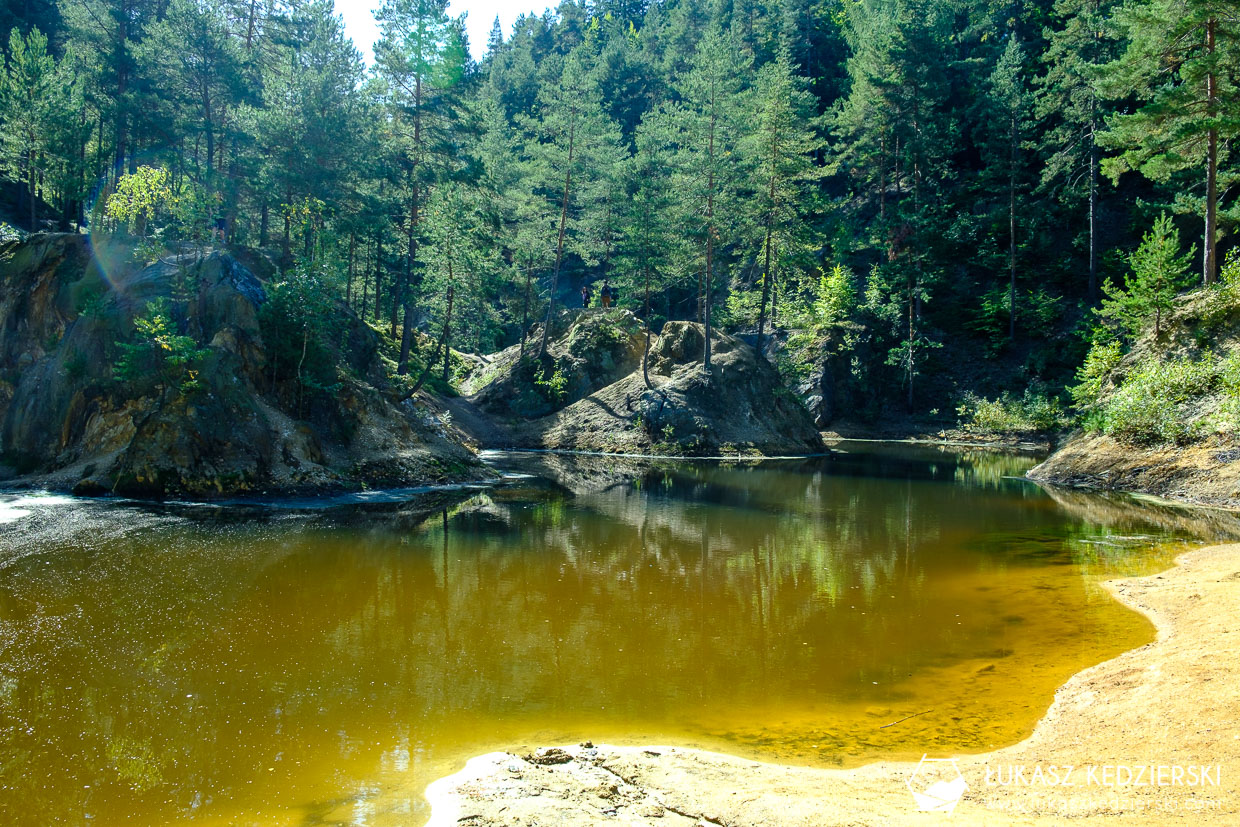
113, 298, 211, 402
533, 359, 568, 403
1070, 338, 1124, 412
105, 166, 170, 239
957, 389, 1069, 434
718, 288, 761, 329
1093, 356, 1217, 444
258, 262, 344, 412
967, 286, 1063, 354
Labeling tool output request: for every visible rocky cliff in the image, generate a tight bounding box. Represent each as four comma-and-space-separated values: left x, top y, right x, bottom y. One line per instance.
0, 233, 487, 497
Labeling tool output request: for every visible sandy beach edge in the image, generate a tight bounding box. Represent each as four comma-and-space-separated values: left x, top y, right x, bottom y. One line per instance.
424, 543, 1240, 826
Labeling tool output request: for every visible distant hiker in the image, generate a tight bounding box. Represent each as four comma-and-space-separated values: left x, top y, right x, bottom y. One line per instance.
601, 281, 613, 308
581, 284, 592, 308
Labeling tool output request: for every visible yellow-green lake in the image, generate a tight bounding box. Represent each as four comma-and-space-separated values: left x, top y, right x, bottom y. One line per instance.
0, 443, 1229, 825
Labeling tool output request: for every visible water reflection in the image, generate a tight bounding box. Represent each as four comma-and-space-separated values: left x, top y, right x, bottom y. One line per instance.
0, 445, 1225, 825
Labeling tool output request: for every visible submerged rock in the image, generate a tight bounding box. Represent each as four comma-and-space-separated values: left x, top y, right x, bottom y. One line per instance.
0, 233, 488, 497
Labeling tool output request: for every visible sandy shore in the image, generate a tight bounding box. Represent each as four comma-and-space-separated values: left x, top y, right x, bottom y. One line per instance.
425, 543, 1240, 825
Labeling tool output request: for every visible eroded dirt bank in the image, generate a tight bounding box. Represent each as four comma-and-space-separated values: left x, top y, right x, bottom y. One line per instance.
426, 543, 1240, 825
1029, 433, 1240, 509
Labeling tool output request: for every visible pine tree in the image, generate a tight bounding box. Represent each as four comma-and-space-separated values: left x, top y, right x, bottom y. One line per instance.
668, 26, 749, 371
742, 44, 825, 349
1099, 212, 1196, 337
1097, 0, 1240, 285
1, 26, 60, 229
983, 35, 1034, 340
1037, 0, 1119, 300
374, 0, 463, 372
620, 108, 678, 387
530, 48, 622, 357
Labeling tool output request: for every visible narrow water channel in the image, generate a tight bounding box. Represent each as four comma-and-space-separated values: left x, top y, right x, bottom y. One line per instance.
0, 443, 1229, 825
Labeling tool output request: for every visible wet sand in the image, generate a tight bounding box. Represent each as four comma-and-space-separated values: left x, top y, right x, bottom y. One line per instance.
426, 543, 1240, 825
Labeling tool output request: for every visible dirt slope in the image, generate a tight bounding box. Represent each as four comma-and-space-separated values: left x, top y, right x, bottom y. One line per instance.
1031, 288, 1240, 506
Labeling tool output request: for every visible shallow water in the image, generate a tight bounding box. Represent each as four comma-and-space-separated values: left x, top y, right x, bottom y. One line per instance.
0, 443, 1228, 825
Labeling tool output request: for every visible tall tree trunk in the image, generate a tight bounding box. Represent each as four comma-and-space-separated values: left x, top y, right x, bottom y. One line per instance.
361, 238, 372, 320
1009, 110, 1017, 341
540, 117, 576, 358
756, 124, 778, 353
28, 147, 37, 231
519, 254, 534, 362
346, 232, 356, 308
399, 94, 422, 375
642, 256, 653, 390
1204, 18, 1218, 285
703, 101, 717, 372
907, 270, 915, 410
374, 233, 384, 325
1088, 104, 1099, 300
406, 283, 454, 399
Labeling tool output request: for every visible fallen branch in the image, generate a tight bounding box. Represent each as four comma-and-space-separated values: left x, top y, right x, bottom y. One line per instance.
880, 709, 933, 729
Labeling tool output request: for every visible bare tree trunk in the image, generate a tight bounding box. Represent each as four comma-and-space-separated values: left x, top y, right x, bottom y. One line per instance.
28, 148, 37, 231
642, 261, 654, 389
756, 125, 778, 353
540, 118, 576, 358
346, 233, 356, 308
519, 254, 534, 362
399, 96, 423, 374
1009, 110, 1017, 341
1088, 105, 1099, 300
1204, 18, 1218, 285
406, 283, 454, 400
703, 97, 717, 373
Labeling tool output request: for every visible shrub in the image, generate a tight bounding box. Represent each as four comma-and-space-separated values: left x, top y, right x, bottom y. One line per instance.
258, 262, 344, 409
1070, 338, 1124, 412
113, 297, 210, 401
957, 389, 1069, 434
1094, 355, 1218, 445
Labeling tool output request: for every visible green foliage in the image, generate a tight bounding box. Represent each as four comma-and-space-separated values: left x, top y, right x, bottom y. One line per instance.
718, 288, 761, 329
12, 0, 1240, 424
533, 361, 568, 403
1070, 338, 1124, 412
957, 389, 1070, 434
106, 166, 171, 238
969, 286, 1062, 354
807, 265, 856, 332
1090, 354, 1220, 445
1097, 214, 1194, 339
113, 298, 210, 400
258, 262, 344, 407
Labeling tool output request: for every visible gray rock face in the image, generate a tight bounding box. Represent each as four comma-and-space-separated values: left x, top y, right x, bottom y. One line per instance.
461, 313, 825, 456
0, 233, 486, 497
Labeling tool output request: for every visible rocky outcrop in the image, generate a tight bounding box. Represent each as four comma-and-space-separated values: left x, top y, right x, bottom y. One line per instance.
0, 233, 487, 497
463, 309, 646, 419
460, 312, 824, 456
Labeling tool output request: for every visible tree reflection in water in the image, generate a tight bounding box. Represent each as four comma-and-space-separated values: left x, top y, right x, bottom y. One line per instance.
0, 445, 1219, 824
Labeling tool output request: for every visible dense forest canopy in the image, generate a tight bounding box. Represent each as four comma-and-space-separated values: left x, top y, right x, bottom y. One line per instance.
1, 0, 1237, 416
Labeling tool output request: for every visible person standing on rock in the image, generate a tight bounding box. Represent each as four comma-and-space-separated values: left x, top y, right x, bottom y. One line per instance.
581, 284, 592, 308
601, 281, 613, 309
